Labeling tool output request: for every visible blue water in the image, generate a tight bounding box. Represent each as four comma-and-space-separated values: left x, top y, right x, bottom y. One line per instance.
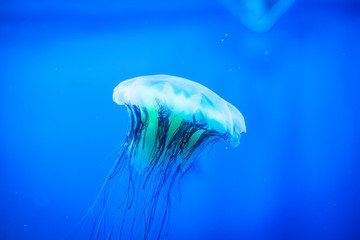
1, 1, 360, 239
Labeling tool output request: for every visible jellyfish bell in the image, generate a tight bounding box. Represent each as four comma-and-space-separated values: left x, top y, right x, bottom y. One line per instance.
86, 75, 245, 240
114, 75, 245, 145
113, 75, 245, 174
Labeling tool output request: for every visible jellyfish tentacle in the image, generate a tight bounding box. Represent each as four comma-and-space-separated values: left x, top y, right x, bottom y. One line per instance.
89, 106, 230, 240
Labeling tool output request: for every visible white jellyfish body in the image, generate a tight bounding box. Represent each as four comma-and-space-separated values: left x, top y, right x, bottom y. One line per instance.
113, 75, 246, 147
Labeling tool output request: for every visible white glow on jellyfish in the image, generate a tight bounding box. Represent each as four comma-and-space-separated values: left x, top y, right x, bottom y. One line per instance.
86, 75, 246, 240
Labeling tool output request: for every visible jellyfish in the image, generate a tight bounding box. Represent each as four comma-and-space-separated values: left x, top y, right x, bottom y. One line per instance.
84, 75, 246, 240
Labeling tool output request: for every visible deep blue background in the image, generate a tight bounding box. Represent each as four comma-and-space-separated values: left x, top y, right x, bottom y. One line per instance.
1, 0, 360, 239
